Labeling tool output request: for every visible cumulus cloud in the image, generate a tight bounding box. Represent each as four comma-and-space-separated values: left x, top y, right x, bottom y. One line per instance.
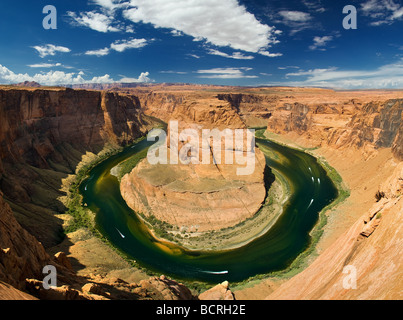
110, 38, 148, 52
0, 64, 151, 86
122, 0, 279, 53
120, 72, 152, 83
196, 67, 258, 79
0, 65, 85, 85
309, 36, 333, 51
32, 44, 71, 58
67, 11, 122, 32
283, 58, 403, 89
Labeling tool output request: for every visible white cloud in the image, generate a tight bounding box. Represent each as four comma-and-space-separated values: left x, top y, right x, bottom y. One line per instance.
85, 47, 111, 56
67, 11, 121, 32
207, 49, 254, 60
0, 64, 151, 85
302, 0, 326, 13
278, 10, 312, 22
32, 44, 71, 58
196, 67, 258, 79
309, 36, 333, 51
89, 74, 115, 83
258, 50, 283, 58
91, 0, 125, 11
28, 63, 62, 68
171, 30, 184, 37
120, 72, 152, 83
0, 65, 84, 85
274, 10, 314, 34
159, 70, 188, 74
361, 0, 403, 25
110, 38, 148, 52
282, 58, 403, 89
125, 25, 135, 33
85, 38, 149, 56
278, 66, 300, 70
122, 0, 279, 53
187, 54, 200, 59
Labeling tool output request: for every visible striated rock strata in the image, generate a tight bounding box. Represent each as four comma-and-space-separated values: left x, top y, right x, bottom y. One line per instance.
0, 87, 154, 247
120, 95, 267, 232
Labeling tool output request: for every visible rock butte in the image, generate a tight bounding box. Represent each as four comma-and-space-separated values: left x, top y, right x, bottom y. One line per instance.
0, 84, 402, 300
121, 99, 267, 232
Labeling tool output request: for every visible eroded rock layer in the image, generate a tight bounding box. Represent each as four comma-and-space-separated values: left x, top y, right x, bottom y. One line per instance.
0, 87, 154, 247
121, 95, 267, 232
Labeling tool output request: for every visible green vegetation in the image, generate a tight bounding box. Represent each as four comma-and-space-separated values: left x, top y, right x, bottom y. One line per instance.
64, 148, 123, 233
61, 137, 165, 279
138, 212, 177, 243
64, 137, 147, 233
117, 143, 148, 180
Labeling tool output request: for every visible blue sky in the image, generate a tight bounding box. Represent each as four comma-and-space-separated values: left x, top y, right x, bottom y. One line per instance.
1, 0, 403, 88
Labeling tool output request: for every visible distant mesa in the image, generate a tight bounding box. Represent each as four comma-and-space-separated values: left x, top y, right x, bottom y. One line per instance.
67, 82, 194, 90
12, 81, 42, 88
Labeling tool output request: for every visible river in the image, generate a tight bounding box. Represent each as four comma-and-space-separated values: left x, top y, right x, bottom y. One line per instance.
79, 135, 338, 283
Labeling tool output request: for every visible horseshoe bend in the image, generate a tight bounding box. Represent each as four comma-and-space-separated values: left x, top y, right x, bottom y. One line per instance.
0, 84, 402, 300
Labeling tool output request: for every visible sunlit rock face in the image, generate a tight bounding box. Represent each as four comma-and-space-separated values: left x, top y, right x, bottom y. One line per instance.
121, 95, 267, 232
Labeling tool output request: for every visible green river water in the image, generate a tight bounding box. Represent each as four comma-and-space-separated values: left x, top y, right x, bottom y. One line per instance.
79, 135, 338, 283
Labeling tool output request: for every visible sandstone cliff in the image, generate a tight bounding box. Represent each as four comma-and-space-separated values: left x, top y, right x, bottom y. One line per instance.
0, 87, 154, 247
216, 89, 403, 162
0, 87, 197, 300
0, 88, 148, 168
120, 93, 267, 233
0, 191, 50, 291
267, 163, 402, 300
216, 88, 403, 300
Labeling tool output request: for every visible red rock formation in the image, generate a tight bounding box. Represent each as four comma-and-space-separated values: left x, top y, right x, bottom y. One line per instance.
0, 88, 147, 168
120, 94, 267, 232
0, 192, 50, 290
0, 87, 155, 247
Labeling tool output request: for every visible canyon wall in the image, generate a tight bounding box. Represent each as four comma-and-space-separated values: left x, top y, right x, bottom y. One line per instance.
215, 89, 403, 300
139, 88, 402, 299
0, 87, 155, 247
217, 92, 403, 160
0, 191, 50, 291
0, 88, 149, 169
0, 87, 198, 300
